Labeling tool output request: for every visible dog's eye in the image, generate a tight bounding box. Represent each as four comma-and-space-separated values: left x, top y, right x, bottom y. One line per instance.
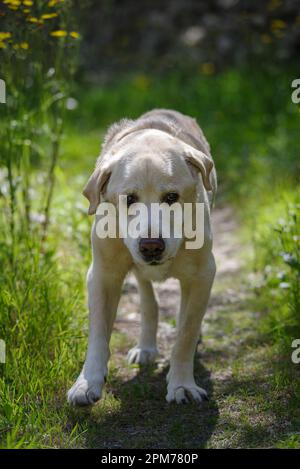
126, 194, 138, 207
162, 192, 179, 205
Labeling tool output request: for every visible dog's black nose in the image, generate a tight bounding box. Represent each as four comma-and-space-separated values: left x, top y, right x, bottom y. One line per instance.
139, 238, 165, 261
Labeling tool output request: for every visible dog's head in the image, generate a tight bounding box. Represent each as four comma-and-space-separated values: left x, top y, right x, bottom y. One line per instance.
83, 129, 213, 268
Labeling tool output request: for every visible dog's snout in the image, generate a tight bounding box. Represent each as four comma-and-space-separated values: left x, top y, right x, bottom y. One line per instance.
139, 237, 165, 261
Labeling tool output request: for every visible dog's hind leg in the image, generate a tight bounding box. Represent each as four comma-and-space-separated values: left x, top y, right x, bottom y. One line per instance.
127, 270, 159, 365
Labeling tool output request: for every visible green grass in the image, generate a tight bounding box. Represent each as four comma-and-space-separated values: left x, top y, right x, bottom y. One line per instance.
1, 65, 300, 448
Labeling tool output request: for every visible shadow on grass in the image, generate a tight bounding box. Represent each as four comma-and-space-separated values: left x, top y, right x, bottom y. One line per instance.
67, 358, 219, 449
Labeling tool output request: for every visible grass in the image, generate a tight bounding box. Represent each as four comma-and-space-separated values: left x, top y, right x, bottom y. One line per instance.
0, 66, 300, 448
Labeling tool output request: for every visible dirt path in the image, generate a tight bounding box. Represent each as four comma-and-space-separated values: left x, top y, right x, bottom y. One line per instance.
81, 207, 288, 449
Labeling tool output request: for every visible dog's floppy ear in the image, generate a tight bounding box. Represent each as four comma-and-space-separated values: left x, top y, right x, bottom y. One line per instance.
82, 163, 111, 215
184, 149, 214, 191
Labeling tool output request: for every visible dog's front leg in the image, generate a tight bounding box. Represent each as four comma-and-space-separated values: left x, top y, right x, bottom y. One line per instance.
68, 243, 128, 406
166, 253, 216, 404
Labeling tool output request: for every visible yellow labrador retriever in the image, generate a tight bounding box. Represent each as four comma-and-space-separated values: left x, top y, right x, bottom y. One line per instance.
67, 109, 217, 405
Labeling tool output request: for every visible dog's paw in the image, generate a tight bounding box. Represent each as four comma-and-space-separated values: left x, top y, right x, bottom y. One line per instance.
166, 383, 208, 404
127, 346, 158, 365
67, 374, 104, 406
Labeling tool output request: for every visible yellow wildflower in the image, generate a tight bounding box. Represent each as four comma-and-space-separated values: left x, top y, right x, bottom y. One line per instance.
23, 9, 30, 13
0, 32, 12, 40
69, 31, 80, 39
50, 30, 67, 37
41, 13, 58, 19
13, 42, 29, 50
27, 16, 43, 24
0, 41, 7, 49
23, 0, 33, 5
5, 0, 21, 8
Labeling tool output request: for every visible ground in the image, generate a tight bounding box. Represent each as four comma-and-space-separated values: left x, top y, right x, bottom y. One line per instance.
66, 205, 295, 449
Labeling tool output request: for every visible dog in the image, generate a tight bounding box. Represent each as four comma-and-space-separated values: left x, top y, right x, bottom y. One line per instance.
67, 109, 217, 405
